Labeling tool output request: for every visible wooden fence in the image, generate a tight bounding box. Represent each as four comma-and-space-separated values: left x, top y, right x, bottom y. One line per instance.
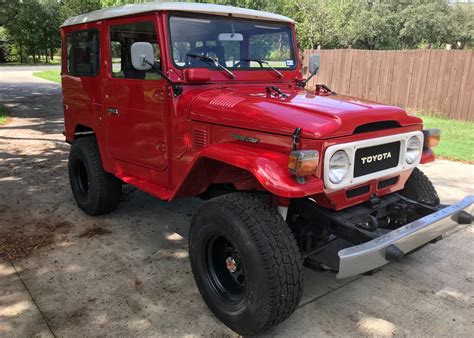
304, 49, 474, 121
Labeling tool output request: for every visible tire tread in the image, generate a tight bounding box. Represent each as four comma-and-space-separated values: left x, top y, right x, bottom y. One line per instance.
193, 193, 303, 334
69, 137, 121, 215
401, 167, 440, 206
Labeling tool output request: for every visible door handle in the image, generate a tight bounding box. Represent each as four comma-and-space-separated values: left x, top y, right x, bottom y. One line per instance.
108, 108, 119, 116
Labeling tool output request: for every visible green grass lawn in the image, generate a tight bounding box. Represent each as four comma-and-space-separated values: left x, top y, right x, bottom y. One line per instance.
0, 105, 9, 125
420, 115, 474, 163
33, 70, 61, 83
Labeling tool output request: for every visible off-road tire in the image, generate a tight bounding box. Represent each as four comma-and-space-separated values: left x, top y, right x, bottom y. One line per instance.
189, 193, 303, 335
68, 137, 122, 215
401, 167, 440, 206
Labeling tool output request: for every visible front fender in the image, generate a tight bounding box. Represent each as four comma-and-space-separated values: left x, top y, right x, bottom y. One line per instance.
173, 143, 324, 199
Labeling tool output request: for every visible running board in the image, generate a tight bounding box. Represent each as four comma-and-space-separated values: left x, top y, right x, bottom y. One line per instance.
116, 174, 171, 201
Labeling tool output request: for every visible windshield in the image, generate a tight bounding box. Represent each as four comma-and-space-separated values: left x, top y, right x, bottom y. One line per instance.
169, 15, 296, 70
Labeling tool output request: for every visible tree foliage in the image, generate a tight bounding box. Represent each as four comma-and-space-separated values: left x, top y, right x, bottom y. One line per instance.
1, 0, 473, 63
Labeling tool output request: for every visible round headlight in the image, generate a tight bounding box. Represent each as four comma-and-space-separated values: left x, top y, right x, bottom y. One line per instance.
405, 136, 422, 164
329, 150, 350, 184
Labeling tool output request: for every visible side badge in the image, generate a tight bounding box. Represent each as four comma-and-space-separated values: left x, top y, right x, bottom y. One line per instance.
231, 133, 259, 144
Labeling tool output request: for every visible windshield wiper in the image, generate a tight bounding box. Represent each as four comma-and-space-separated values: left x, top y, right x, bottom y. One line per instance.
186, 53, 235, 79
240, 58, 283, 78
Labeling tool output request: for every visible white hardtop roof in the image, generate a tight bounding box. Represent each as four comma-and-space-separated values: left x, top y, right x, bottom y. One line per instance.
61, 2, 294, 27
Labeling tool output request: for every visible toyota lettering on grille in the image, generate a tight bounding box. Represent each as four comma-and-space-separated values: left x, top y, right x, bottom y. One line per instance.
361, 152, 392, 164
354, 141, 400, 178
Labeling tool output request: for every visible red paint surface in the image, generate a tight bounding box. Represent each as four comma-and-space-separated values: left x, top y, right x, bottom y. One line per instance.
61, 11, 434, 210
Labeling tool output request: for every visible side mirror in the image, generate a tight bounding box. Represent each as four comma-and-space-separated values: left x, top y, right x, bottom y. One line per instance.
308, 54, 320, 76
131, 42, 155, 70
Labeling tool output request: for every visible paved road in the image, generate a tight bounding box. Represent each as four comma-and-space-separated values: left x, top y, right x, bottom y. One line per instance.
0, 65, 60, 72
0, 71, 473, 337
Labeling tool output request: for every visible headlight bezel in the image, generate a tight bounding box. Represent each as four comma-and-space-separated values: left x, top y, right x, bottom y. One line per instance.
328, 150, 350, 184
405, 135, 423, 164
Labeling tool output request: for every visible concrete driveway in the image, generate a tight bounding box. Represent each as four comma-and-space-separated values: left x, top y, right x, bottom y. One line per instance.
0, 69, 473, 337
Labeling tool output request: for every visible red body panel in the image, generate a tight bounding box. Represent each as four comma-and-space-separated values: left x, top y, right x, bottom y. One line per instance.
61, 11, 434, 210
189, 88, 420, 139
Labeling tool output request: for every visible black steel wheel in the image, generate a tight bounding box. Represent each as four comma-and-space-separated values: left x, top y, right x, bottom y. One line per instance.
206, 235, 245, 302
189, 193, 303, 335
68, 137, 122, 215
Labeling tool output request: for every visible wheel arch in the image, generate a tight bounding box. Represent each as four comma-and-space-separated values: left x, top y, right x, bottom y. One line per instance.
171, 143, 324, 199
73, 124, 95, 139
67, 123, 117, 175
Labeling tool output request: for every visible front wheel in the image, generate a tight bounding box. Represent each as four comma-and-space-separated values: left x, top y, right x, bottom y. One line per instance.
400, 167, 440, 206
189, 193, 303, 335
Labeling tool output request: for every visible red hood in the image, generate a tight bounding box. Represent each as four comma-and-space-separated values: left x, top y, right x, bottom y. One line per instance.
188, 87, 421, 139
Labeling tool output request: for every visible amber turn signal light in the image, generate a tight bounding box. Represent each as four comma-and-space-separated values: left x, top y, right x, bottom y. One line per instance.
288, 150, 319, 177
423, 128, 441, 148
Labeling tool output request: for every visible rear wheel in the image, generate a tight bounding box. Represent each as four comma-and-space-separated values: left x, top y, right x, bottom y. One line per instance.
401, 167, 440, 206
189, 193, 303, 335
68, 137, 122, 215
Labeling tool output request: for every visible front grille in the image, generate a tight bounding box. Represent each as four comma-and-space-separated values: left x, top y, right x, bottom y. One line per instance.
346, 185, 370, 198
378, 176, 399, 189
354, 141, 400, 178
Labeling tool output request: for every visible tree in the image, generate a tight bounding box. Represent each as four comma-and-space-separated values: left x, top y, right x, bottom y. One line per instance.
285, 0, 342, 49
41, 0, 62, 61
448, 5, 474, 49
398, 1, 454, 49
1, 0, 473, 64
347, 3, 399, 50
59, 0, 102, 23
0, 27, 10, 63
3, 0, 61, 63
4, 0, 40, 62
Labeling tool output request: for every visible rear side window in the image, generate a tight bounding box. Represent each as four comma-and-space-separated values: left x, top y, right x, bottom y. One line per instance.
64, 29, 100, 76
109, 21, 161, 80
65, 35, 72, 73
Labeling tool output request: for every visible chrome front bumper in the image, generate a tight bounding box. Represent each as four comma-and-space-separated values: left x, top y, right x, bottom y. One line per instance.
337, 195, 474, 279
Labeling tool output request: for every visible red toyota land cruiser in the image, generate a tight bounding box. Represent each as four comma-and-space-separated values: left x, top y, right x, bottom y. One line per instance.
61, 3, 473, 335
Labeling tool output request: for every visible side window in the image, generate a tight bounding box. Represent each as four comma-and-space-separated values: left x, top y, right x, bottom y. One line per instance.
73, 30, 99, 76
109, 21, 161, 80
65, 34, 72, 73
64, 29, 99, 76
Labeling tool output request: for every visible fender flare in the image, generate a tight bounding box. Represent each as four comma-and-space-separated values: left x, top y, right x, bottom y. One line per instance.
172, 143, 324, 199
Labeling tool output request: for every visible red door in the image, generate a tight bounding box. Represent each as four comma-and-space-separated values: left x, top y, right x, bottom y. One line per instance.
103, 17, 168, 173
